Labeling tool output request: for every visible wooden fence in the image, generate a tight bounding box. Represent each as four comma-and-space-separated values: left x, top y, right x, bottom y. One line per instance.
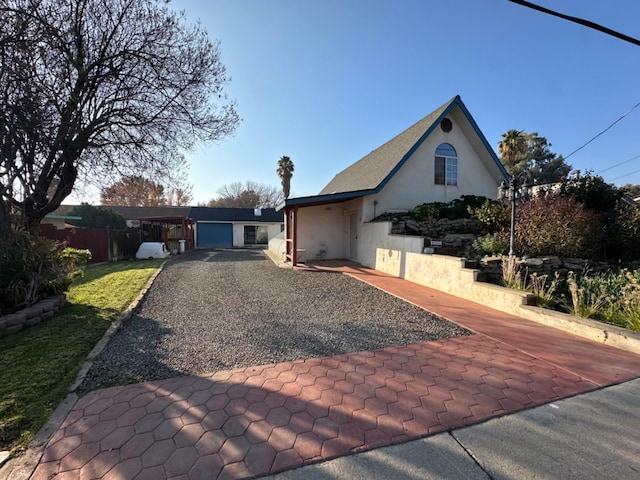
40, 225, 141, 263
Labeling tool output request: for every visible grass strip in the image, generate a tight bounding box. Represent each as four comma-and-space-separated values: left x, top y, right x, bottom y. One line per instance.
0, 259, 165, 454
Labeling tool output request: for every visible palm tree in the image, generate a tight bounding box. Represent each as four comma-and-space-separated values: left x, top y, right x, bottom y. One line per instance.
498, 129, 528, 177
276, 155, 294, 198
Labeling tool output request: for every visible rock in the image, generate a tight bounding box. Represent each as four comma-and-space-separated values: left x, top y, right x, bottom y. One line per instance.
524, 258, 544, 267
4, 312, 27, 326
405, 220, 420, 232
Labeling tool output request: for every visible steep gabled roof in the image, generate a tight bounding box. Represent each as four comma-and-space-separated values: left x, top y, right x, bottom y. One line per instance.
318, 95, 507, 198
319, 96, 459, 195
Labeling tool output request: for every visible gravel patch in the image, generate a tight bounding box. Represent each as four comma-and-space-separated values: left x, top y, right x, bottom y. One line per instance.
79, 249, 470, 393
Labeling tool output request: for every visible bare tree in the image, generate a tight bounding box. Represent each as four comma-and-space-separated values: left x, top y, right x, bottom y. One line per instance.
0, 0, 239, 232
203, 181, 283, 208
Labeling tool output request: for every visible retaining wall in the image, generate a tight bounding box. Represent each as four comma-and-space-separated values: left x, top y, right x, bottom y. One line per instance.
0, 295, 67, 337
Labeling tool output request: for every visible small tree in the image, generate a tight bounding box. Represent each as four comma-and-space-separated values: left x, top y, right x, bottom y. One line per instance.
68, 203, 127, 229
498, 130, 571, 184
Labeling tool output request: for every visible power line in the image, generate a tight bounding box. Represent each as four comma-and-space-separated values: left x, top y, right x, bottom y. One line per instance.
610, 168, 640, 182
597, 154, 640, 174
564, 100, 640, 160
507, 0, 640, 47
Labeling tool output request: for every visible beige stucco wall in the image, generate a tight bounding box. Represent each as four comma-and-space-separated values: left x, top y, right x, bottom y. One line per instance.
296, 203, 349, 260
357, 221, 423, 273
361, 108, 503, 222
397, 251, 640, 354
403, 252, 534, 315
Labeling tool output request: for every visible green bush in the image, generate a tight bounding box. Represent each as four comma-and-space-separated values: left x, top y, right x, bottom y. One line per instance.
473, 234, 508, 257
410, 202, 447, 220
470, 199, 510, 233
410, 195, 491, 221
0, 229, 91, 315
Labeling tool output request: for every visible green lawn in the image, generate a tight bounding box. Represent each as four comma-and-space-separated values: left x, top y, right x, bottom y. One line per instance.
0, 259, 165, 454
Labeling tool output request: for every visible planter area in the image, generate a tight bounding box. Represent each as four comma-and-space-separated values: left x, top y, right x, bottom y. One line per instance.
0, 295, 67, 337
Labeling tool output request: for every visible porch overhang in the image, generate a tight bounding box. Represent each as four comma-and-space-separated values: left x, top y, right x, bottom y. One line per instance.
280, 191, 368, 267
276, 189, 371, 212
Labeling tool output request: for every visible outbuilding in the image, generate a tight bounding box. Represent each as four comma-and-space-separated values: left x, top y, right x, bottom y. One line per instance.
189, 207, 284, 248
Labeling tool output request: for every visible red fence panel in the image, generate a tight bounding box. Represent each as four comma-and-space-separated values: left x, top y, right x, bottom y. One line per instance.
40, 225, 110, 263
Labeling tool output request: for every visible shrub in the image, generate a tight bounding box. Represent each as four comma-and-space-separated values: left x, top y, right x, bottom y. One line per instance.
516, 195, 602, 258
0, 229, 91, 314
470, 199, 510, 233
410, 195, 491, 221
410, 202, 447, 221
473, 234, 508, 257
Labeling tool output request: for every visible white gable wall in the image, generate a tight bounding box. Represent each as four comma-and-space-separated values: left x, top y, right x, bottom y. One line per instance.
362, 110, 502, 221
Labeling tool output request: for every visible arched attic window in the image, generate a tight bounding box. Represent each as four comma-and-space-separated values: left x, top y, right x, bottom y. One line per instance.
434, 143, 457, 186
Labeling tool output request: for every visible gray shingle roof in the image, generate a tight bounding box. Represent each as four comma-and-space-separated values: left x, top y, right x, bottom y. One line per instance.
319, 96, 458, 195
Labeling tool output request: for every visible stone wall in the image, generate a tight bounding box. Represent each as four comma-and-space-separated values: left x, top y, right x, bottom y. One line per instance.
476, 255, 614, 284
0, 295, 67, 337
374, 212, 480, 257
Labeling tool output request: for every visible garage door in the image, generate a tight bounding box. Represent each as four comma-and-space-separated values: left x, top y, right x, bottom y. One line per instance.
197, 223, 233, 247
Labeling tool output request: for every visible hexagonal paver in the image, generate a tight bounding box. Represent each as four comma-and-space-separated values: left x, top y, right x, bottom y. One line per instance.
266, 407, 291, 428
116, 407, 147, 427
244, 442, 277, 474
189, 454, 224, 480
82, 420, 117, 444
120, 432, 155, 460
218, 436, 251, 464
221, 415, 250, 437
174, 423, 206, 448
102, 457, 142, 480
101, 425, 135, 450
152, 419, 182, 440
134, 412, 164, 434
59, 441, 100, 471
141, 438, 176, 468
268, 426, 297, 451
196, 430, 225, 455
206, 394, 231, 411
165, 446, 201, 476
78, 450, 119, 479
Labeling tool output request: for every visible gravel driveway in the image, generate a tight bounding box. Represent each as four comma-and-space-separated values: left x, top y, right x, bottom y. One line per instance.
79, 249, 470, 393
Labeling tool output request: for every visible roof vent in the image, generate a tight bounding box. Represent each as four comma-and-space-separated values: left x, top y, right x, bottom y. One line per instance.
440, 118, 452, 133
254, 208, 262, 216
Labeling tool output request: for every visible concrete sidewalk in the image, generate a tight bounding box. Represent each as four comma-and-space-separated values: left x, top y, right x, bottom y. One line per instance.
266, 377, 640, 479
16, 261, 640, 479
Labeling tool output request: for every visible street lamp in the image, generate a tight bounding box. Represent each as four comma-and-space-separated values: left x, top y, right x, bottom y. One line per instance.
499, 175, 533, 258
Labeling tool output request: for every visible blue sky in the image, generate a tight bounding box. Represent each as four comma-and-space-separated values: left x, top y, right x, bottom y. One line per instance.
86, 0, 640, 203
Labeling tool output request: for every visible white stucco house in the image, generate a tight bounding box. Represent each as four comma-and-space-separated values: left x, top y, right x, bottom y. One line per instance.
275, 95, 508, 266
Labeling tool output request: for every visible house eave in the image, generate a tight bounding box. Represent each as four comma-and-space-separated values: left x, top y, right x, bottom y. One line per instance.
276, 190, 374, 211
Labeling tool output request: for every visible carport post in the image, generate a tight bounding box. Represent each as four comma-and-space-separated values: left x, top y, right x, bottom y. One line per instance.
285, 206, 298, 266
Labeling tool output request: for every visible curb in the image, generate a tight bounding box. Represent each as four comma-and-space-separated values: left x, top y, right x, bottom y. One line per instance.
262, 248, 292, 269
0, 260, 169, 480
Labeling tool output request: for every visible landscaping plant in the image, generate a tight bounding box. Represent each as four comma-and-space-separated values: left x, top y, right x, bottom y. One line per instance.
0, 229, 91, 315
